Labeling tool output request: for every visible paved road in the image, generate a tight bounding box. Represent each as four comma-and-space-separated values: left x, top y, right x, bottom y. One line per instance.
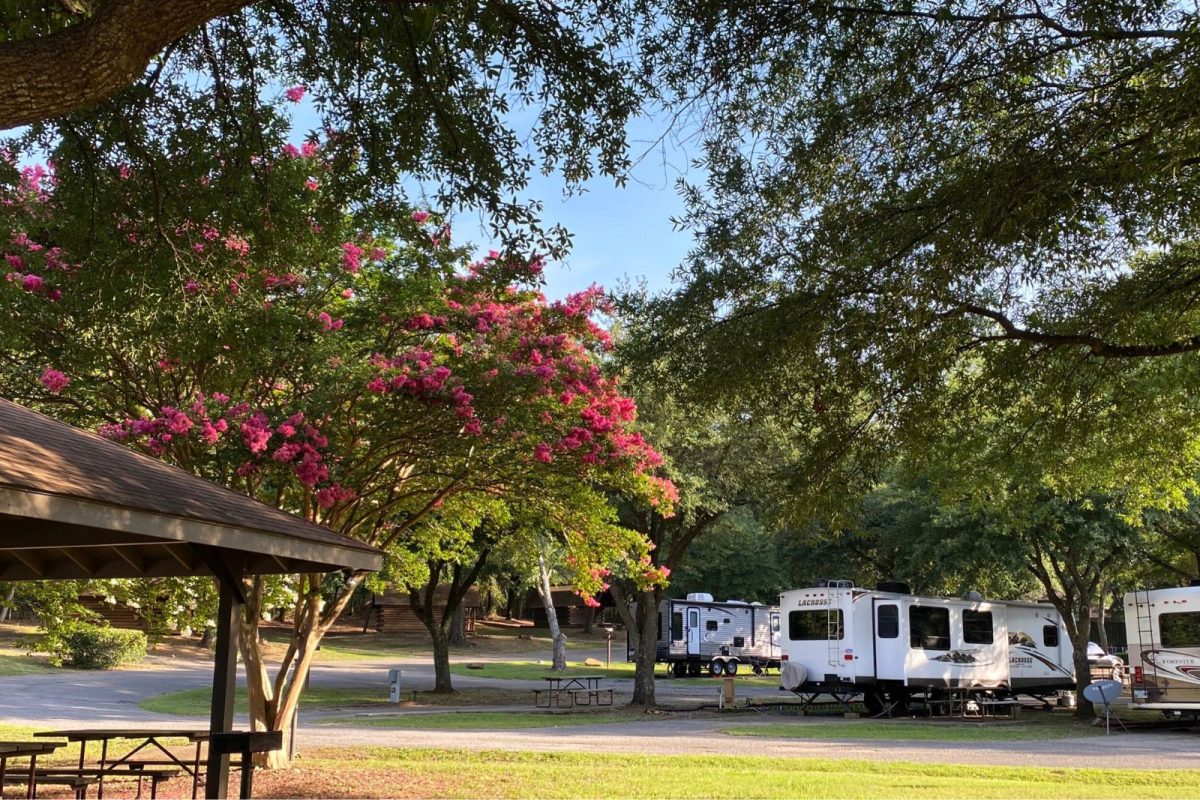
297, 716, 1200, 770
2, 652, 1196, 771
0, 648, 722, 727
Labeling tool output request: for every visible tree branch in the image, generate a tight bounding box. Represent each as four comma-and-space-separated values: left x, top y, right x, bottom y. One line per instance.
0, 0, 252, 129
956, 303, 1200, 358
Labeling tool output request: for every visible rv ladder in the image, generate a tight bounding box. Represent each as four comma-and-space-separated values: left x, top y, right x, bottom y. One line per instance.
826, 582, 851, 667
1132, 589, 1156, 685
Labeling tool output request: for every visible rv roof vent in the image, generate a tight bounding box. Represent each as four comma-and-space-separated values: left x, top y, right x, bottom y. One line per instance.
963, 590, 984, 602
750, 601, 764, 606
876, 581, 911, 595
725, 599, 749, 605
686, 592, 714, 602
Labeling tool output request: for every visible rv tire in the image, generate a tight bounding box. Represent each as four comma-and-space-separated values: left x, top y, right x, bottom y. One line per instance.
709, 660, 725, 677
726, 660, 739, 675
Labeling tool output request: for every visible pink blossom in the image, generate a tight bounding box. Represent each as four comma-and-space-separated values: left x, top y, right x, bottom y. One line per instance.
340, 241, 363, 273
240, 413, 273, 454
300, 141, 319, 157
272, 443, 302, 463
22, 274, 43, 292
304, 179, 319, 191
370, 247, 387, 261
411, 210, 430, 224
282, 144, 301, 159
284, 85, 307, 102
224, 235, 250, 256
39, 367, 69, 393
341, 288, 354, 299
192, 243, 206, 254
534, 443, 553, 463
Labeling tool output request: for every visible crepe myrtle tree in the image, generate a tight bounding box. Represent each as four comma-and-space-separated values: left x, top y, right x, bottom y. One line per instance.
0, 144, 675, 763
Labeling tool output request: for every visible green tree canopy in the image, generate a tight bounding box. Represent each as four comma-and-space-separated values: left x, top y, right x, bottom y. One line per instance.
635, 1, 1200, 512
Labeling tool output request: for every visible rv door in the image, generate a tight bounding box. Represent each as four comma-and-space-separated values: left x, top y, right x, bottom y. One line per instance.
771, 612, 781, 653
687, 607, 701, 656
873, 600, 906, 681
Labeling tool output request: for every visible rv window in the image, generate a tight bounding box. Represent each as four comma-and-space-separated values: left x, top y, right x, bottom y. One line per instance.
706, 620, 719, 631
962, 610, 993, 644
733, 636, 745, 648
771, 615, 780, 633
877, 604, 899, 638
672, 612, 683, 641
1042, 625, 1059, 648
1160, 612, 1200, 648
788, 609, 844, 640
909, 606, 951, 650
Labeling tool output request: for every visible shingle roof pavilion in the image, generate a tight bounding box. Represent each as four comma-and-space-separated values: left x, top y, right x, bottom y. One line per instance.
0, 398, 381, 580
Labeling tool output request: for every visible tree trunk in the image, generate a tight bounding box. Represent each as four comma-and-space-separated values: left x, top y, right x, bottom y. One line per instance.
1095, 585, 1110, 655
630, 590, 659, 706
535, 553, 567, 671
450, 604, 468, 646
430, 624, 454, 693
0, 584, 17, 623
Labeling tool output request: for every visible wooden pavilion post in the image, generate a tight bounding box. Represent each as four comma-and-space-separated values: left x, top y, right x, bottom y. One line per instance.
206, 572, 243, 799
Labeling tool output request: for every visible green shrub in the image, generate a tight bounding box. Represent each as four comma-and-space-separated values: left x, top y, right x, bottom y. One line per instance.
49, 624, 147, 669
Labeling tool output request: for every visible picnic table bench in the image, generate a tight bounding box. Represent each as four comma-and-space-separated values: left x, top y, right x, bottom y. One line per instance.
36, 729, 207, 800
3, 766, 181, 800
1, 771, 98, 800
0, 741, 64, 799
532, 676, 613, 708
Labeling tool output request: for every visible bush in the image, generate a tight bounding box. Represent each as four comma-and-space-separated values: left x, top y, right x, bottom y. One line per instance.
51, 624, 147, 669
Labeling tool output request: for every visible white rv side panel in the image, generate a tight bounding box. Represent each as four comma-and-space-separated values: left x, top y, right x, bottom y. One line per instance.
1125, 586, 1200, 710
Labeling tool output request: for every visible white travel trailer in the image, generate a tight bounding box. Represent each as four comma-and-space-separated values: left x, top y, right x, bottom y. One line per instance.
1124, 585, 1200, 716
631, 593, 782, 677
778, 582, 1072, 714
1004, 600, 1076, 698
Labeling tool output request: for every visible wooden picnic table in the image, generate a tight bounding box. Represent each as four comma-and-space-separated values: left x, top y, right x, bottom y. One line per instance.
0, 741, 63, 799
35, 729, 209, 800
533, 676, 613, 708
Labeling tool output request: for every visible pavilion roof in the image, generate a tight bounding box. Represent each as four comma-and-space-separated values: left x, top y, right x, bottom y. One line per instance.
0, 399, 381, 580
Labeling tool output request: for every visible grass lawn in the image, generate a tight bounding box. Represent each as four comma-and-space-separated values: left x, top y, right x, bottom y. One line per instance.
140, 686, 538, 716
316, 710, 652, 729
244, 748, 1200, 799
0, 649, 54, 676
449, 659, 779, 687
724, 717, 1099, 742
140, 686, 397, 716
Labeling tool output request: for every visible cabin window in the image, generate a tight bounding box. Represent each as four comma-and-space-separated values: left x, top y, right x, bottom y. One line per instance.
1042, 625, 1059, 648
788, 609, 844, 640
1160, 612, 1200, 648
909, 606, 951, 650
671, 612, 683, 641
706, 620, 719, 631
877, 604, 899, 638
733, 636, 745, 648
962, 610, 993, 644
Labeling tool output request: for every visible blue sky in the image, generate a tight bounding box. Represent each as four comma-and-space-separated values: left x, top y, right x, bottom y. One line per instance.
293, 96, 697, 302
517, 153, 696, 302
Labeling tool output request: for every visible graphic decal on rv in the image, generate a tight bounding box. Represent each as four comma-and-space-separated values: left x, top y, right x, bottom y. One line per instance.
930, 649, 996, 666
1009, 645, 1073, 676
1141, 650, 1200, 686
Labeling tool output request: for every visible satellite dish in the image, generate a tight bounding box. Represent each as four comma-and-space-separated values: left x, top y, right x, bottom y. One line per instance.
1082, 679, 1124, 704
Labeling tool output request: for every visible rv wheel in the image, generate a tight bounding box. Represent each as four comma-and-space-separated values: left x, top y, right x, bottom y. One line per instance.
726, 660, 739, 675
672, 662, 687, 678
709, 660, 725, 677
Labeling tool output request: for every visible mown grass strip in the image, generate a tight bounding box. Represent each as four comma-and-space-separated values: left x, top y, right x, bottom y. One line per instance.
251, 748, 1200, 799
